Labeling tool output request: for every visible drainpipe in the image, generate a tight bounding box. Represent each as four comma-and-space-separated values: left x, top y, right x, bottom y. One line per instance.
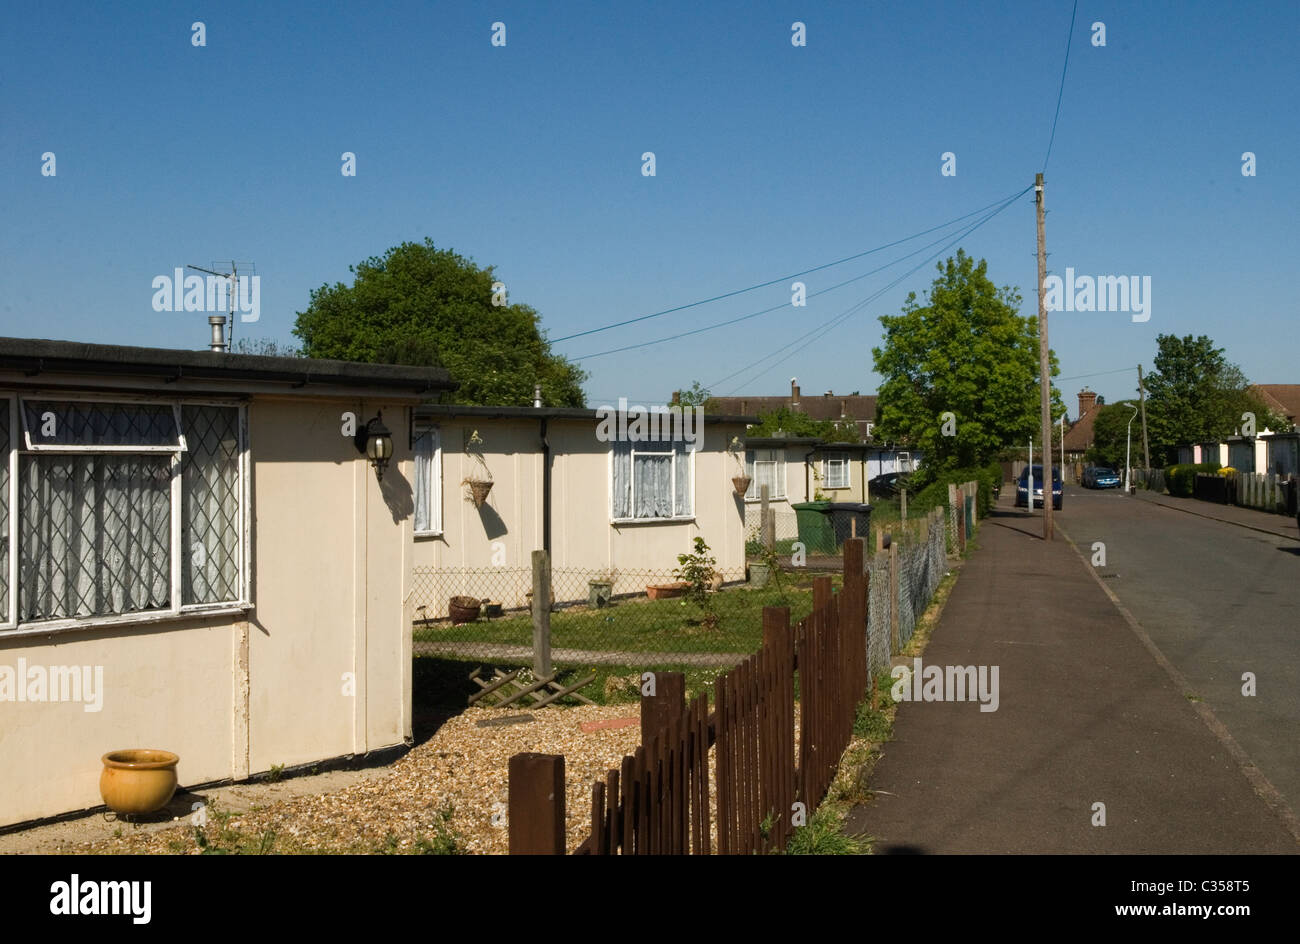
804, 445, 817, 500
540, 416, 552, 554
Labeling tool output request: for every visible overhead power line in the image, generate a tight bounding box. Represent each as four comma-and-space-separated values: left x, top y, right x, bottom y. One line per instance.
552, 189, 1030, 344
711, 186, 1032, 395
1042, 0, 1079, 171
574, 211, 1002, 360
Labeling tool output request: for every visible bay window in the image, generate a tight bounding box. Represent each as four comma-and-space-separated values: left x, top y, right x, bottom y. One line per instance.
612, 439, 693, 520
0, 396, 248, 630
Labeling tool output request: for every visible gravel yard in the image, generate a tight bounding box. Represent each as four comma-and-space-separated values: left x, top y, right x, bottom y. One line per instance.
65, 703, 647, 855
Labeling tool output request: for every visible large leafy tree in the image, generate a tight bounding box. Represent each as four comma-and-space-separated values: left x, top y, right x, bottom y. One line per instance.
1143, 334, 1280, 447
293, 239, 587, 406
872, 250, 1063, 482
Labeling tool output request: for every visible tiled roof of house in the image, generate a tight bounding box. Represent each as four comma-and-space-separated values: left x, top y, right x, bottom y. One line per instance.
1249, 384, 1300, 422
708, 392, 878, 439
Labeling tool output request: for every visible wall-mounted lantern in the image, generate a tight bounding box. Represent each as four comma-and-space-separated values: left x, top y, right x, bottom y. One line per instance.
355, 411, 394, 480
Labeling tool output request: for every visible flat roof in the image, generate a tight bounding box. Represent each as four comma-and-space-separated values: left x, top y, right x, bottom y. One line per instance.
0, 336, 456, 394
416, 403, 757, 425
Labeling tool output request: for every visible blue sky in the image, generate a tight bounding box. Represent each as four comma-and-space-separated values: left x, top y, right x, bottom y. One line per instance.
2, 1, 1296, 415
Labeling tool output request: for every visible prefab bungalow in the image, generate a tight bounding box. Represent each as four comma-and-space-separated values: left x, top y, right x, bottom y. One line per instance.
740, 437, 911, 542
0, 337, 453, 827
409, 403, 756, 614
1263, 432, 1300, 478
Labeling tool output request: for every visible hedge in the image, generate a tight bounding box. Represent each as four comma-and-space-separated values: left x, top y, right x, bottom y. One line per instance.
1165, 462, 1221, 497
912, 465, 999, 519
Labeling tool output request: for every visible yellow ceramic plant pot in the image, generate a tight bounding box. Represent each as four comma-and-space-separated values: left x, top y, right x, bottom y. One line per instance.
99, 749, 180, 815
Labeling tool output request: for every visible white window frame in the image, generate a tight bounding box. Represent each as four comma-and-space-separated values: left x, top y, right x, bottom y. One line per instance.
19, 396, 187, 454
610, 441, 695, 523
745, 448, 786, 501
0, 392, 250, 634
413, 425, 443, 537
822, 452, 850, 489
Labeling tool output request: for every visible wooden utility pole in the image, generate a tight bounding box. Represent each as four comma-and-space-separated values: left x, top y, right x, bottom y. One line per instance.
1137, 363, 1151, 470
1035, 173, 1053, 540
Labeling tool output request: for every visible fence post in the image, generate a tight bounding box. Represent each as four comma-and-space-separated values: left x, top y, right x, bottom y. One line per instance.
957, 491, 967, 553
888, 533, 899, 655
901, 487, 908, 522
948, 482, 959, 553
761, 484, 774, 551
641, 670, 685, 743
842, 538, 866, 701
508, 752, 566, 854
531, 549, 552, 677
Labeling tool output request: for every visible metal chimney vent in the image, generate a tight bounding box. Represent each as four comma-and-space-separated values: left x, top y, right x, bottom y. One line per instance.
208, 315, 227, 353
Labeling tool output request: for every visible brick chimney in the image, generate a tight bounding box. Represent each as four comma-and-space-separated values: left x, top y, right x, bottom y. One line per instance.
791, 377, 800, 409
1077, 388, 1098, 418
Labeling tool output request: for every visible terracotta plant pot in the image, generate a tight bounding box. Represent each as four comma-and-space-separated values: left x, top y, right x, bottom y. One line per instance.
99, 749, 180, 815
646, 582, 690, 600
448, 595, 482, 624
732, 475, 752, 498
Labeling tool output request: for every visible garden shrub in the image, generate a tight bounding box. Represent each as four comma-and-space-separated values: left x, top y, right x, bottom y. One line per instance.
1166, 462, 1221, 497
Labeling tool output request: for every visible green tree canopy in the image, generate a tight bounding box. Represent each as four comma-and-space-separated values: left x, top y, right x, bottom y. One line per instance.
1143, 334, 1282, 446
744, 406, 861, 443
872, 250, 1063, 483
1084, 400, 1140, 469
293, 239, 587, 406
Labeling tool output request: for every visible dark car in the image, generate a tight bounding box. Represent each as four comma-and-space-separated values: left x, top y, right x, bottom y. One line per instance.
868, 472, 911, 497
1015, 465, 1063, 510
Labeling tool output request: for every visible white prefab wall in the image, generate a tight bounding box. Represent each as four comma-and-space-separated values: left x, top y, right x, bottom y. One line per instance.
0, 393, 415, 827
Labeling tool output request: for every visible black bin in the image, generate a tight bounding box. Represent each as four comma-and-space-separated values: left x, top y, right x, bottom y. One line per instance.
826, 503, 872, 547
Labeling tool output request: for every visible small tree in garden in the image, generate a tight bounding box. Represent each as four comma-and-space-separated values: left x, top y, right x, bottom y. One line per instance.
674, 537, 719, 628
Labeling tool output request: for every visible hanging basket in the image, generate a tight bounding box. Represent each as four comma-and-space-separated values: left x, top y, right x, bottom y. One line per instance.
732, 475, 752, 497
464, 479, 494, 508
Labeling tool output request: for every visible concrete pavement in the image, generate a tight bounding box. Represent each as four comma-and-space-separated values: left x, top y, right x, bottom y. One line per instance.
844, 489, 1299, 854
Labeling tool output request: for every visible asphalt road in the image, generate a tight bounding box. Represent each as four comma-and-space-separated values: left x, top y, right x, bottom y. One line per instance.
1057, 484, 1300, 816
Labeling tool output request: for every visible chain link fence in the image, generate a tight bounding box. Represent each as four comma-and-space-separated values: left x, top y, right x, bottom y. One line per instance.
743, 503, 799, 555
415, 485, 973, 684
412, 563, 824, 669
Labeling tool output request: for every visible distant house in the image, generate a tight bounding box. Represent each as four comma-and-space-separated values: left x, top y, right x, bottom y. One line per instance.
1247, 385, 1300, 428
0, 336, 454, 828
708, 378, 877, 442
409, 403, 756, 616
1062, 388, 1103, 469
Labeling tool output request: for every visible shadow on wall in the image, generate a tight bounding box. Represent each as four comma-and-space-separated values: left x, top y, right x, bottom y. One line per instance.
379, 467, 414, 525
476, 500, 509, 540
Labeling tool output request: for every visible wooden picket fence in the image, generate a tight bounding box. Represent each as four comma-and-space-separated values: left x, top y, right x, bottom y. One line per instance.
508, 539, 869, 855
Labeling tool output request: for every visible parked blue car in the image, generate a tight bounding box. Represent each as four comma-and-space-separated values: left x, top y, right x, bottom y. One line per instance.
1015, 465, 1063, 510
1091, 467, 1121, 489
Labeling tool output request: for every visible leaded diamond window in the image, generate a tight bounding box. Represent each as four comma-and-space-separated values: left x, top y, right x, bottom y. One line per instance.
17, 454, 172, 621
22, 400, 180, 449
182, 406, 241, 604
1, 396, 247, 628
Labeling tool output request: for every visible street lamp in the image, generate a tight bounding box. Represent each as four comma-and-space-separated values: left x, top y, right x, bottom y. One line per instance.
1124, 403, 1139, 493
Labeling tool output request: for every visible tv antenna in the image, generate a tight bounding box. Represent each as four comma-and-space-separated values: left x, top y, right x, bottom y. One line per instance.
186, 260, 254, 352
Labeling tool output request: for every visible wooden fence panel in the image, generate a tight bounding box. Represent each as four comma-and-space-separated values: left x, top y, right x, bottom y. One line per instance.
523, 537, 870, 855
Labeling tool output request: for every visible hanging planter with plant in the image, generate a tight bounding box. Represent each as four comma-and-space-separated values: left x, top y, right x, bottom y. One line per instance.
728, 436, 750, 499
463, 477, 494, 508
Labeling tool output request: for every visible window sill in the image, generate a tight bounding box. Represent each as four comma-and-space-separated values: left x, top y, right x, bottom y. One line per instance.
414, 530, 444, 539
743, 497, 787, 503
611, 517, 697, 525
1, 603, 252, 641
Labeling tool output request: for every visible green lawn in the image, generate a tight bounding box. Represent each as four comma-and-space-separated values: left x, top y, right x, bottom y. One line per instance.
413, 575, 838, 656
